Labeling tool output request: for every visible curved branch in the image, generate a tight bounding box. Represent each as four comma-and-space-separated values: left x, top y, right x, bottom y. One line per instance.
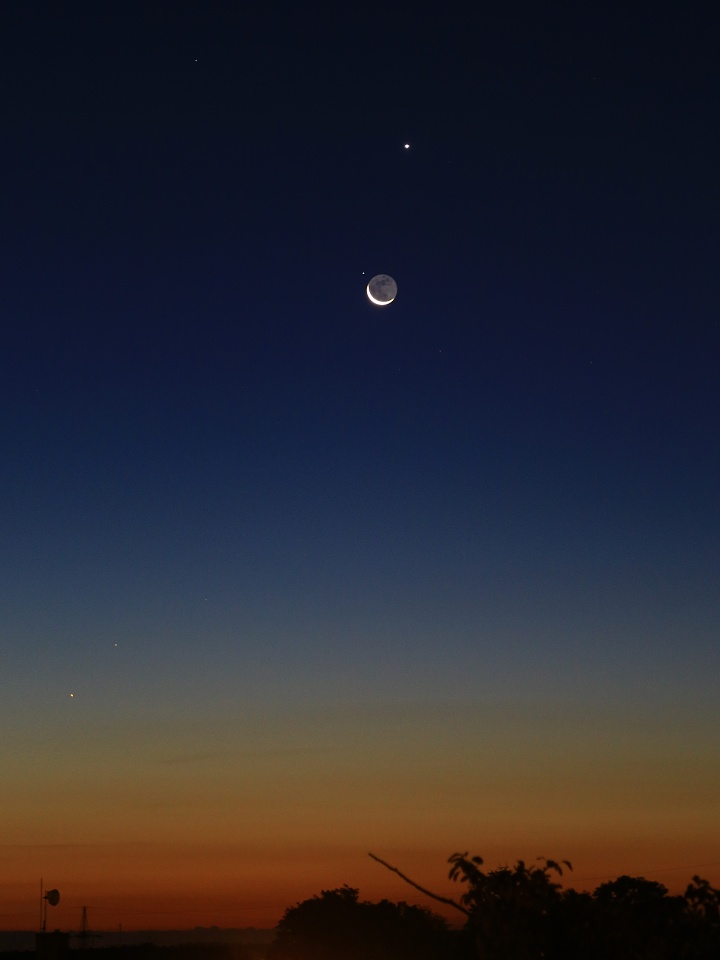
368, 853, 469, 916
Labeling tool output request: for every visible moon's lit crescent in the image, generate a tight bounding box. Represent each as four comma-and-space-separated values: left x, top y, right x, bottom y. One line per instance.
366, 284, 394, 306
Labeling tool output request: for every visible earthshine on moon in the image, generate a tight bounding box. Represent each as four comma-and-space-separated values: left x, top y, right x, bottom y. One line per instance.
366, 274, 397, 306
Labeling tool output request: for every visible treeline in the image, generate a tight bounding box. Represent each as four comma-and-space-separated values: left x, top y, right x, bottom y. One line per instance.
268, 853, 720, 960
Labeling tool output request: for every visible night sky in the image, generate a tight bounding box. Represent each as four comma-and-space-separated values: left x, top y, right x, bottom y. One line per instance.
2, 0, 719, 931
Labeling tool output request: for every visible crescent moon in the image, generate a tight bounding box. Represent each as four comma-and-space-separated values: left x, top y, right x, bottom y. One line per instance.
366, 274, 397, 306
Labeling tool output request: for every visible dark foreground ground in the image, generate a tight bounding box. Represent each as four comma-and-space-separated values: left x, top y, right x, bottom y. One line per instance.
1, 940, 271, 960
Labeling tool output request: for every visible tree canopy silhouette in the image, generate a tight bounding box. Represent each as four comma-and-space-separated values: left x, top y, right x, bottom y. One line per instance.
268, 885, 472, 960
369, 851, 720, 960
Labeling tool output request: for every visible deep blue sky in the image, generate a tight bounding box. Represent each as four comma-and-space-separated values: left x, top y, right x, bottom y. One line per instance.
2, 0, 719, 927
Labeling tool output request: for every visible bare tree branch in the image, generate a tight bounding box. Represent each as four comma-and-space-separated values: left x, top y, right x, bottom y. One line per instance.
368, 853, 470, 916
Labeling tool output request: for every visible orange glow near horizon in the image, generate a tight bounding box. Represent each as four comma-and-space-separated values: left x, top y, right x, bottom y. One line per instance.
3, 832, 719, 932
3, 692, 720, 930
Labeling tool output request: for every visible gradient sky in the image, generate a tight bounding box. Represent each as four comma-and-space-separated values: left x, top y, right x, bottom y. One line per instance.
2, 0, 719, 932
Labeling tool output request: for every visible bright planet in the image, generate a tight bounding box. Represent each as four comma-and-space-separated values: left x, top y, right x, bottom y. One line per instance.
366, 274, 397, 306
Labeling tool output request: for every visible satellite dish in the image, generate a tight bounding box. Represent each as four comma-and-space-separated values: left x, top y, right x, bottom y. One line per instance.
44, 890, 60, 907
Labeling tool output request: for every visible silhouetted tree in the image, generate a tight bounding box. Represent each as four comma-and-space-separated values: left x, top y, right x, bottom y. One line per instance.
446, 852, 572, 960
588, 875, 685, 959
684, 874, 720, 924
268, 885, 472, 960
681, 875, 720, 960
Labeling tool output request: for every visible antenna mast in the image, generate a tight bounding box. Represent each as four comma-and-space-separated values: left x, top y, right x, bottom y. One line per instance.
40, 886, 61, 932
